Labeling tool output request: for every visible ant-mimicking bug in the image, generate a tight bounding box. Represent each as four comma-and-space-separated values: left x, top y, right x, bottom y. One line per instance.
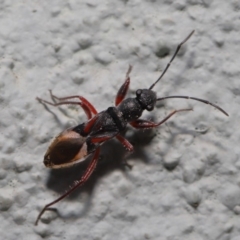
35, 30, 228, 225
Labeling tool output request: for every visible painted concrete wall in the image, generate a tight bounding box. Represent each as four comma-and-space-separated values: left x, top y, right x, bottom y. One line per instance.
0, 1, 238, 239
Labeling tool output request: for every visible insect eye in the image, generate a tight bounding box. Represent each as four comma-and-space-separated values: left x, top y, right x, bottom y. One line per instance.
136, 89, 142, 96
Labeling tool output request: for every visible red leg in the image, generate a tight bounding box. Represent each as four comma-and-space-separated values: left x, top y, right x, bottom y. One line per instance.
116, 135, 134, 152
50, 90, 98, 115
35, 147, 100, 225
36, 90, 98, 120
86, 135, 134, 169
116, 135, 134, 169
86, 131, 120, 145
82, 114, 99, 134
130, 108, 193, 129
90, 135, 116, 144
115, 65, 132, 106
37, 98, 93, 119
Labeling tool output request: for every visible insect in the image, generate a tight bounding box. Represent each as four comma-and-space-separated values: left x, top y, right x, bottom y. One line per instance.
35, 30, 228, 225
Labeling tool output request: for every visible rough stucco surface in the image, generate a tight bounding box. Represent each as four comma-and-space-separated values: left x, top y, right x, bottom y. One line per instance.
0, 0, 239, 239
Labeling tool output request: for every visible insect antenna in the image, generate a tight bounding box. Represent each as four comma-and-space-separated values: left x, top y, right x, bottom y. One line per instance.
149, 30, 195, 90
157, 95, 229, 116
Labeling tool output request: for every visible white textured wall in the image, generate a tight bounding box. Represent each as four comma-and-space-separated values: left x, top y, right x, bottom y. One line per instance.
0, 1, 239, 239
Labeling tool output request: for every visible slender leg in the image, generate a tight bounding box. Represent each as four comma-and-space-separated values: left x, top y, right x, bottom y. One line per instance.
81, 115, 99, 134
35, 147, 100, 226
49, 90, 98, 115
116, 135, 134, 169
85, 132, 119, 152
89, 134, 117, 144
130, 109, 192, 129
88, 134, 134, 168
115, 65, 133, 106
116, 135, 134, 152
37, 98, 93, 119
36, 90, 98, 120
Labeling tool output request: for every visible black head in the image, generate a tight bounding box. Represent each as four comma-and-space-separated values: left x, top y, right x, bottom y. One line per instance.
136, 89, 157, 111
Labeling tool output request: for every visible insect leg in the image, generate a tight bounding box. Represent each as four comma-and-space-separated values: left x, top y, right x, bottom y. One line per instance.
88, 134, 134, 168
35, 147, 100, 226
49, 90, 98, 115
116, 135, 134, 152
116, 135, 134, 169
89, 134, 117, 144
115, 65, 133, 106
37, 90, 98, 119
130, 108, 192, 129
